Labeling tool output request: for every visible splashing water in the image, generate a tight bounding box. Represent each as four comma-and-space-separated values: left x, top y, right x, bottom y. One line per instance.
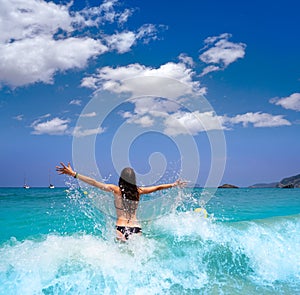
0, 187, 300, 294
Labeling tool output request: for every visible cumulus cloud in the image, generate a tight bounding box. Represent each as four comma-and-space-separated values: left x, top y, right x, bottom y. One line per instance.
80, 52, 290, 136
78, 0, 134, 26
136, 24, 166, 43
104, 31, 136, 53
72, 126, 105, 137
81, 62, 206, 135
13, 114, 24, 121
0, 0, 72, 43
178, 53, 195, 67
121, 108, 291, 136
103, 24, 164, 53
0, 0, 161, 87
199, 33, 246, 76
200, 65, 220, 77
30, 113, 105, 136
81, 62, 205, 97
69, 99, 82, 106
164, 111, 226, 136
119, 108, 226, 136
125, 114, 155, 127
31, 117, 70, 135
270, 93, 300, 111
79, 112, 97, 118
0, 36, 106, 87
229, 112, 291, 127
119, 97, 181, 129
162, 111, 291, 136
0, 0, 131, 43
132, 97, 181, 116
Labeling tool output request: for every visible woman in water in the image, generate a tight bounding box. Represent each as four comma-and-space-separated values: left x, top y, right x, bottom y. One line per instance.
56, 162, 186, 241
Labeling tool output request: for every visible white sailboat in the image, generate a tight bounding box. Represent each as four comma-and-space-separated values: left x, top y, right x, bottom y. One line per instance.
23, 175, 30, 189
48, 169, 55, 189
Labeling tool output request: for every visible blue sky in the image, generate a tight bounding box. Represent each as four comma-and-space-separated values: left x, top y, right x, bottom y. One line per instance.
0, 0, 299, 187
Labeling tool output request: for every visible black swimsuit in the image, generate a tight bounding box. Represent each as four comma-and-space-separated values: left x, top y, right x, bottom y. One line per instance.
116, 226, 142, 240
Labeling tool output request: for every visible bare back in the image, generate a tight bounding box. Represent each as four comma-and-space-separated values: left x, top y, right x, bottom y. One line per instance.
113, 188, 141, 227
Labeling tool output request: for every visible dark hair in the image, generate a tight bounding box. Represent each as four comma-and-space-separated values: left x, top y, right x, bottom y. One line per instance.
118, 167, 139, 201
118, 168, 139, 221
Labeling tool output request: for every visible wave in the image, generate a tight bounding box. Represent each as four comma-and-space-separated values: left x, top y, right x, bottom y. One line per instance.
150, 212, 300, 283
1, 212, 299, 294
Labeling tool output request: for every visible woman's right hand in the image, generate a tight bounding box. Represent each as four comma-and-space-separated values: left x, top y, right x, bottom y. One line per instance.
173, 179, 187, 188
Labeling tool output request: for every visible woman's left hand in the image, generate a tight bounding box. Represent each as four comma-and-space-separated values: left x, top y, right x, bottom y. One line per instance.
56, 162, 76, 177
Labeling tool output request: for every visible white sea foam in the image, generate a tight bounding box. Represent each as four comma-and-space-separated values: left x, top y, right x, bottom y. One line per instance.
1, 214, 300, 294
1, 233, 203, 294
151, 212, 300, 284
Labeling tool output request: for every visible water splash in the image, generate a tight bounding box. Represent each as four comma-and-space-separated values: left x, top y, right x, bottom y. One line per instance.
1, 213, 300, 294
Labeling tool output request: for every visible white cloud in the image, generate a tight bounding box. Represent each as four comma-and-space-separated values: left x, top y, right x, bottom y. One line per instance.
178, 53, 195, 67
127, 115, 155, 127
162, 111, 291, 136
30, 113, 105, 136
104, 31, 136, 53
199, 33, 246, 76
73, 126, 105, 137
0, 36, 106, 87
118, 9, 133, 24
0, 0, 161, 88
132, 97, 181, 116
229, 112, 291, 127
120, 97, 180, 128
81, 58, 290, 136
103, 24, 163, 53
136, 24, 165, 44
78, 0, 134, 26
13, 114, 24, 121
164, 111, 226, 136
0, 0, 130, 42
79, 112, 97, 118
81, 62, 205, 97
203, 33, 231, 45
70, 99, 82, 106
0, 0, 73, 43
270, 93, 300, 111
31, 117, 70, 135
80, 77, 99, 89
121, 108, 291, 136
200, 65, 220, 77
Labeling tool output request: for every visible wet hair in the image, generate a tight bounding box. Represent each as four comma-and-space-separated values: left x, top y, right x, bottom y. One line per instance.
118, 167, 139, 201
118, 167, 139, 221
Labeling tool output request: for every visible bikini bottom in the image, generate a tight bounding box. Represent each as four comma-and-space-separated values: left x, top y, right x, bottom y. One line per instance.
116, 225, 142, 240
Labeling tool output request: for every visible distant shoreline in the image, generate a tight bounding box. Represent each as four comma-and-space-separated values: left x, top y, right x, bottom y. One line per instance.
1, 172, 299, 189
0, 187, 68, 189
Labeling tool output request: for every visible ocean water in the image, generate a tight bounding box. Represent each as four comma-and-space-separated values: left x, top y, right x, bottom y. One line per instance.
0, 187, 300, 295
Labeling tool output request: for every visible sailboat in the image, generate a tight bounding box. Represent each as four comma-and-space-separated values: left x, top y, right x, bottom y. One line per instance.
23, 175, 30, 189
23, 184, 30, 189
48, 169, 55, 189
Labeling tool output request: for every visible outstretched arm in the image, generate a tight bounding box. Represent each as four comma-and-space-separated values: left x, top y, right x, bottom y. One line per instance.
139, 179, 187, 195
56, 162, 119, 194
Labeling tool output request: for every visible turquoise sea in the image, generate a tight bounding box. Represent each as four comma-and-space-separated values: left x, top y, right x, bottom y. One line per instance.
0, 187, 300, 294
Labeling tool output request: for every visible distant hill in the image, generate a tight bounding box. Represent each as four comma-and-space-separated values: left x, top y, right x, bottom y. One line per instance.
218, 184, 239, 189
277, 174, 300, 188
248, 182, 278, 188
249, 173, 300, 188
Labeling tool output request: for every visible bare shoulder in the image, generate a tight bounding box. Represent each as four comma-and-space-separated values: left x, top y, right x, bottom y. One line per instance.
138, 186, 154, 195
106, 184, 120, 194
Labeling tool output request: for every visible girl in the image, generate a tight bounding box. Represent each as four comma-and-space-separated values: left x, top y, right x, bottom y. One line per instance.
56, 162, 186, 241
